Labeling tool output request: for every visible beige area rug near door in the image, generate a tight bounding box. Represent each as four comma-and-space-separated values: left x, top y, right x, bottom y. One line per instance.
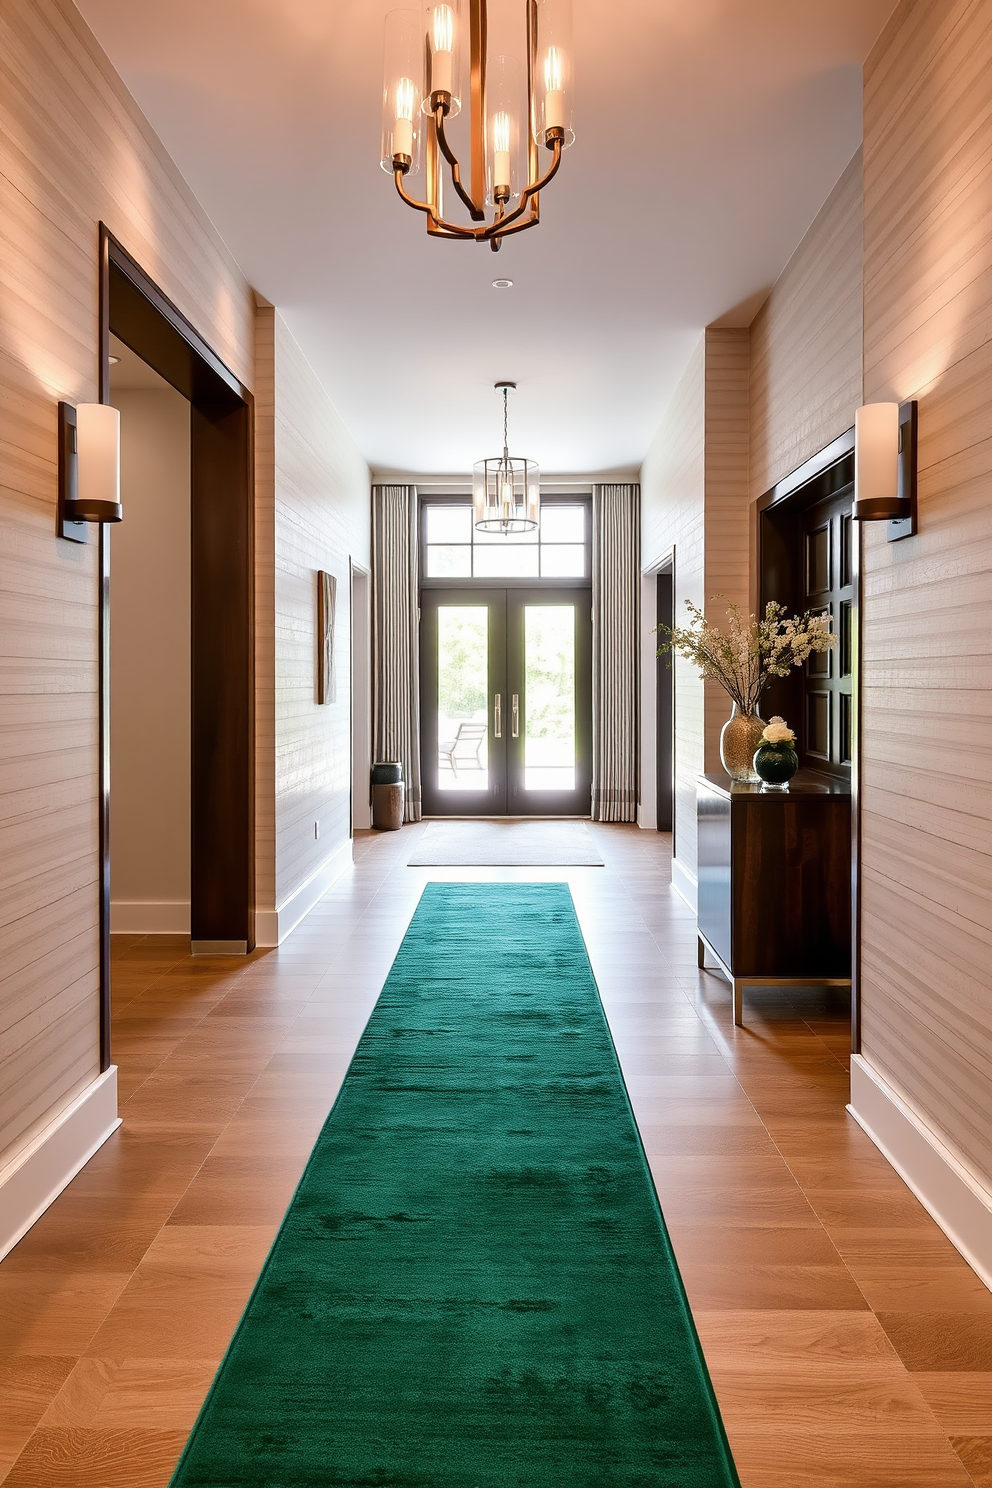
407, 820, 605, 867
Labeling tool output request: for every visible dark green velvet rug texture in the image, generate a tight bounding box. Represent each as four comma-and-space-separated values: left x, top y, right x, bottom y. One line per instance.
170, 882, 739, 1488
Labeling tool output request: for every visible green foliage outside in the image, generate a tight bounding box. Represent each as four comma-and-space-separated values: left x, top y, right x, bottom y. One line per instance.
525, 608, 574, 743
437, 604, 574, 751
438, 609, 488, 720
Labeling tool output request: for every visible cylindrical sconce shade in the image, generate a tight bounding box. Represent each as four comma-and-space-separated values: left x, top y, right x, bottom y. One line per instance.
69, 403, 122, 522
534, 0, 575, 148
380, 9, 424, 175
853, 402, 901, 520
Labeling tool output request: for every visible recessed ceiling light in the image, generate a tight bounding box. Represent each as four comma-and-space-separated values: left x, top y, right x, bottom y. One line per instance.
492, 278, 513, 290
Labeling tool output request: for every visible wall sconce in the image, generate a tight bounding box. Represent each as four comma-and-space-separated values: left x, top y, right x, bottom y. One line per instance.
852, 399, 918, 541
58, 401, 122, 542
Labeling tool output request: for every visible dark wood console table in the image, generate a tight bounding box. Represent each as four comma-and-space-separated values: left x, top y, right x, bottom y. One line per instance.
696, 771, 852, 1026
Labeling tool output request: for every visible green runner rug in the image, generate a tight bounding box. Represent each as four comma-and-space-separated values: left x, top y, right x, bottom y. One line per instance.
171, 883, 739, 1488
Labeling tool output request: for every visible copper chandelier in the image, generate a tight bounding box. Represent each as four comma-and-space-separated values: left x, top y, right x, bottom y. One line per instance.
379, 0, 574, 250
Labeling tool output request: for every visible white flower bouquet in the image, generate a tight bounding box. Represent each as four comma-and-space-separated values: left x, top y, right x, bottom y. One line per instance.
656, 599, 837, 712
760, 716, 796, 746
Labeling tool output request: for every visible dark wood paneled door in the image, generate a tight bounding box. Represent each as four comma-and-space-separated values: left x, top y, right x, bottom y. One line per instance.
803, 491, 854, 769
420, 587, 591, 817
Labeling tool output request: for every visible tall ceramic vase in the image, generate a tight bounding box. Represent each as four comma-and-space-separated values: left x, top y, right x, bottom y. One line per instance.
719, 704, 766, 783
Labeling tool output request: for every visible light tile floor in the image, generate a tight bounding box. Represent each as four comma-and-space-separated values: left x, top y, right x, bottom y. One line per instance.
1, 823, 989, 1487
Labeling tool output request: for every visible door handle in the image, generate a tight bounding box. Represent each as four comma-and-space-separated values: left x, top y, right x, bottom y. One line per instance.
494, 693, 502, 738
511, 693, 520, 738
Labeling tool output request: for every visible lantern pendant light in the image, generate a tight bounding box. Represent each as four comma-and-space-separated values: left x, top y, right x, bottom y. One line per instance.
380, 0, 574, 251
473, 383, 540, 533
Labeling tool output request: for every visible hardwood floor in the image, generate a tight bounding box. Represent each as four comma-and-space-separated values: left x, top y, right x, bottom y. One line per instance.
1, 824, 989, 1487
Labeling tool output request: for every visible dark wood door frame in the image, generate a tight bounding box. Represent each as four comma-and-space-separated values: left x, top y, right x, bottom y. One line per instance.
754, 427, 862, 1054
655, 562, 674, 833
97, 225, 255, 1066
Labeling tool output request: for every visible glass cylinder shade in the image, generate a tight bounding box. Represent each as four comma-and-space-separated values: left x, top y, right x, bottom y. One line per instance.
380, 9, 424, 176
487, 56, 524, 203
473, 457, 540, 533
534, 0, 574, 148
424, 0, 463, 116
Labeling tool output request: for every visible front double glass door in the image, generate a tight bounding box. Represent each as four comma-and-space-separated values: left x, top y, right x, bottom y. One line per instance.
420, 588, 592, 816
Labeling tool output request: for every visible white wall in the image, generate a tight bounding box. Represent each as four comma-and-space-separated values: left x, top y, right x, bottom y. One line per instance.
109, 386, 191, 933
639, 338, 706, 904
638, 331, 750, 904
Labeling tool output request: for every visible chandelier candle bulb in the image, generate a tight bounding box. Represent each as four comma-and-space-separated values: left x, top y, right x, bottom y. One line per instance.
543, 48, 565, 130
393, 77, 417, 158
493, 111, 511, 191
430, 4, 454, 95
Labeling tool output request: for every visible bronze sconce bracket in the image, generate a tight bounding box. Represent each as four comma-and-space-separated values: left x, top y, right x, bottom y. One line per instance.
887, 399, 918, 542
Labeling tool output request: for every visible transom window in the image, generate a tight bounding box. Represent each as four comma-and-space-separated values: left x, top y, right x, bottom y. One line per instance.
422, 500, 588, 580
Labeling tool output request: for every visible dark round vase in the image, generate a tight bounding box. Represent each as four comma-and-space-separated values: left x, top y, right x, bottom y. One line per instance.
371, 761, 403, 786
753, 742, 799, 790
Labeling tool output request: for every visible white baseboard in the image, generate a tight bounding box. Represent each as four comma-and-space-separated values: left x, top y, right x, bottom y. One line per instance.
111, 900, 190, 934
671, 857, 697, 914
255, 838, 352, 947
0, 1068, 121, 1261
849, 1054, 992, 1292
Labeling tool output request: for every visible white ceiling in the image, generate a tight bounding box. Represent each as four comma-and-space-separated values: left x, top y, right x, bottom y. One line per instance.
76, 0, 895, 477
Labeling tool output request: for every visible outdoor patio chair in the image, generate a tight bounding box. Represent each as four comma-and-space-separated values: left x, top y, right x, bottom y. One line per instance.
438, 721, 488, 776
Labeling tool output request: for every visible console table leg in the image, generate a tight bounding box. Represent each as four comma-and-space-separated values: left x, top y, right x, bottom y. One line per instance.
697, 935, 706, 969
733, 980, 744, 1027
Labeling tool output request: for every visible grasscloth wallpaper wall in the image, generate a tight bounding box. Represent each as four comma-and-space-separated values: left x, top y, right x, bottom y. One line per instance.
254, 308, 370, 940
860, 0, 992, 1191
749, 150, 864, 501
0, 0, 254, 1171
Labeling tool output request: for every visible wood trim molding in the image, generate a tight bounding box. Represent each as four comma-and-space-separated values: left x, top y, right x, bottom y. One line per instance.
104, 229, 249, 402
0, 1070, 121, 1262
255, 839, 353, 948
98, 223, 256, 981
671, 856, 697, 914
756, 426, 855, 516
850, 1056, 992, 1293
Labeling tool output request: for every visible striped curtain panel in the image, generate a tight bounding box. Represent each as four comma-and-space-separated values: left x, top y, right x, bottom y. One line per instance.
371, 485, 422, 822
591, 483, 640, 822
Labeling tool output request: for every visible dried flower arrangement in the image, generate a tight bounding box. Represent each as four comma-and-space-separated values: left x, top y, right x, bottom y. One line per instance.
656, 599, 837, 712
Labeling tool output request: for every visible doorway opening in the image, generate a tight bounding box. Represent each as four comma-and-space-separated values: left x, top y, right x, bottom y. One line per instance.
758, 444, 855, 779
109, 339, 191, 935
98, 226, 254, 1053
756, 429, 859, 1045
350, 563, 372, 831
419, 497, 592, 818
